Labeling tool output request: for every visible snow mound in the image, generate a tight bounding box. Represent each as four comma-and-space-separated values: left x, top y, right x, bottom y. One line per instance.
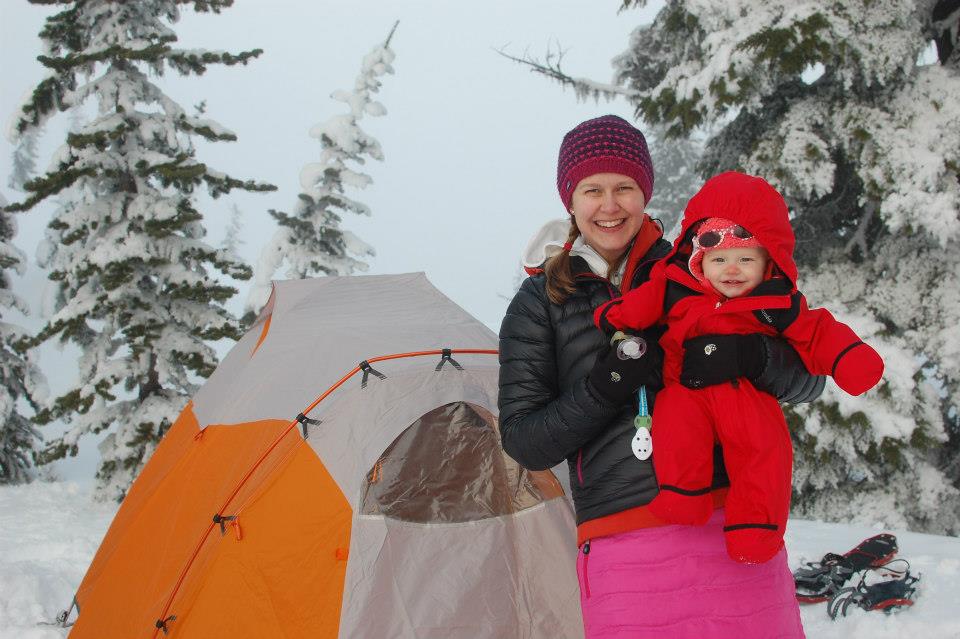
0, 482, 113, 639
0, 482, 957, 638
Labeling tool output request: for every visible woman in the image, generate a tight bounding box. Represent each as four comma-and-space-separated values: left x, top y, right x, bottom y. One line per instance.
498, 115, 821, 638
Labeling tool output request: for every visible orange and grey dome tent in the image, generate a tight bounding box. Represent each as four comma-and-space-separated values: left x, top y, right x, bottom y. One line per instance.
63, 273, 583, 638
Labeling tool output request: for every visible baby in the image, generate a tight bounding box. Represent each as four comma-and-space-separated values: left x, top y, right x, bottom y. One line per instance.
594, 171, 884, 564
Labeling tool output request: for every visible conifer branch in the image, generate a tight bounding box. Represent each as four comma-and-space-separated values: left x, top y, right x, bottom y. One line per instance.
497, 46, 640, 104
385, 20, 400, 47
165, 48, 263, 74
5, 167, 97, 213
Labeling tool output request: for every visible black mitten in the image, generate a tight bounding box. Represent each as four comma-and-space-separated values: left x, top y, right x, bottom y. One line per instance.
587, 337, 664, 403
680, 333, 766, 389
751, 280, 804, 333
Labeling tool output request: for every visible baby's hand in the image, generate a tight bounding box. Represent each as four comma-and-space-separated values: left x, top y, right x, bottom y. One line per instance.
751, 279, 803, 333
594, 298, 624, 335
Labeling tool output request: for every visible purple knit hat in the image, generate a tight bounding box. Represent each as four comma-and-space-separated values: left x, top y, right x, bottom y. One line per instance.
556, 115, 654, 209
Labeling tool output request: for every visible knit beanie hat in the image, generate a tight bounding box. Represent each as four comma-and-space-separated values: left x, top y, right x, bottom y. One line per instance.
556, 115, 654, 209
688, 217, 763, 282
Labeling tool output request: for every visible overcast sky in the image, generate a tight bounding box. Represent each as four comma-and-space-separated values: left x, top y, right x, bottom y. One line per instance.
1, 1, 660, 480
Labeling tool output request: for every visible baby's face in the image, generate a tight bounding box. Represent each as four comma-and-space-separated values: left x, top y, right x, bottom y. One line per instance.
702, 247, 769, 298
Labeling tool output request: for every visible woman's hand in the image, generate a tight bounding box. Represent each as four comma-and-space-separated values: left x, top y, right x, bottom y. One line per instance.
680, 333, 765, 389
587, 335, 664, 403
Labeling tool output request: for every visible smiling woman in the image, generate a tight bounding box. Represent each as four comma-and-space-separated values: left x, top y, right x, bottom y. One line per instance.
542, 115, 657, 304
569, 174, 646, 264
498, 117, 825, 638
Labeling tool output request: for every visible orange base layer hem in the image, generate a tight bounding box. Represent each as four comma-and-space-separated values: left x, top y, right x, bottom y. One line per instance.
576, 487, 729, 546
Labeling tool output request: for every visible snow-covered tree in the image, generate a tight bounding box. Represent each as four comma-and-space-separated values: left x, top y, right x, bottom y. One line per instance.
221, 203, 244, 258
247, 23, 398, 313
8, 132, 39, 192
645, 127, 702, 238
0, 193, 44, 483
7, 0, 275, 500
495, 48, 702, 236
529, 0, 960, 533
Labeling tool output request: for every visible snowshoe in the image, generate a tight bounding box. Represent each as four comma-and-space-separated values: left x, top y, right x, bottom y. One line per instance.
826, 559, 920, 619
793, 533, 898, 603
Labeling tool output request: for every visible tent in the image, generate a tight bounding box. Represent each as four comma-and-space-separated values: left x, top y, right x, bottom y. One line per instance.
64, 273, 582, 638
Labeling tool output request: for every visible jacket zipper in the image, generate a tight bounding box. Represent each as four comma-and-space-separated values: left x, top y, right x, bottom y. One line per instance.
580, 539, 592, 599
576, 449, 585, 486
572, 254, 664, 494
709, 296, 742, 388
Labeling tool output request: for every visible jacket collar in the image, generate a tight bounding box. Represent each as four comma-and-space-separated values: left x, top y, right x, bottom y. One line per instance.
522, 215, 665, 289
522, 218, 610, 278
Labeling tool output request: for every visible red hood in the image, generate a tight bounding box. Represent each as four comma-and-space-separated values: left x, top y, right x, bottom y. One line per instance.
669, 171, 798, 288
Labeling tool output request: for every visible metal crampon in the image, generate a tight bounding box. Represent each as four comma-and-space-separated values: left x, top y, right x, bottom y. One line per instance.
826, 559, 921, 619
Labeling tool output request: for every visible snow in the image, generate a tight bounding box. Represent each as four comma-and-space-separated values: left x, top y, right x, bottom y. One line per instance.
0, 480, 957, 638
0, 482, 113, 639
785, 519, 960, 638
246, 33, 392, 313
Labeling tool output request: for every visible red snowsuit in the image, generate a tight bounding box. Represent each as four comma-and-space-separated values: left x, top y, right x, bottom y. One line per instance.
594, 172, 884, 564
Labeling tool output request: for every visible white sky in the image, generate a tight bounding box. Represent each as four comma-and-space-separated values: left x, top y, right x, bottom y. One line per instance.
1, 1, 660, 480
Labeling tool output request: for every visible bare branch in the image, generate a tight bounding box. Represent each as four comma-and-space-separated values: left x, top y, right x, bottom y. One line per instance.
496, 45, 641, 104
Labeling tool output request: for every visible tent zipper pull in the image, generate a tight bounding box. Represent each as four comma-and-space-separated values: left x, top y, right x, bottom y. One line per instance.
231, 518, 243, 541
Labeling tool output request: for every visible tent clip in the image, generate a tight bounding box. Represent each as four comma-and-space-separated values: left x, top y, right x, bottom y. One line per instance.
155, 615, 176, 635
359, 360, 387, 388
212, 513, 237, 536
37, 596, 77, 628
61, 596, 77, 627
296, 413, 322, 439
36, 611, 74, 629
435, 348, 464, 372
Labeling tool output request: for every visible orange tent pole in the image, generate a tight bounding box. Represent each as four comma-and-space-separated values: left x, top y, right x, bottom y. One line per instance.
150, 348, 497, 638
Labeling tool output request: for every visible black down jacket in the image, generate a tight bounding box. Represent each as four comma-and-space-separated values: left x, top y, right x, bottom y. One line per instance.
498, 241, 825, 525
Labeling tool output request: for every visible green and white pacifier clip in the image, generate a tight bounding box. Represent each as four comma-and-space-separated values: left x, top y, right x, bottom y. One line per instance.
632, 385, 653, 461
611, 331, 654, 461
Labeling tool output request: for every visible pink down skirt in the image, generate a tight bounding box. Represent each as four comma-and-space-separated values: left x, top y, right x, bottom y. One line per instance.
577, 509, 805, 639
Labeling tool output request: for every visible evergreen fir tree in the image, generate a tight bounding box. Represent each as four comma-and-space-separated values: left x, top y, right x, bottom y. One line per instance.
8, 132, 39, 192
7, 0, 275, 500
527, 0, 960, 532
222, 203, 244, 259
628, 0, 960, 533
247, 23, 398, 313
0, 193, 44, 484
644, 127, 702, 238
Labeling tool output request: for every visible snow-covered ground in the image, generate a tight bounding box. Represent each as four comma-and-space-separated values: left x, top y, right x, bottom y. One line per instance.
1, 481, 958, 638
0, 482, 114, 639
785, 518, 960, 638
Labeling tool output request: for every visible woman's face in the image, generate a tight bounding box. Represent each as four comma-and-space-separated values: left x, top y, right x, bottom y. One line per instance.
570, 173, 647, 264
